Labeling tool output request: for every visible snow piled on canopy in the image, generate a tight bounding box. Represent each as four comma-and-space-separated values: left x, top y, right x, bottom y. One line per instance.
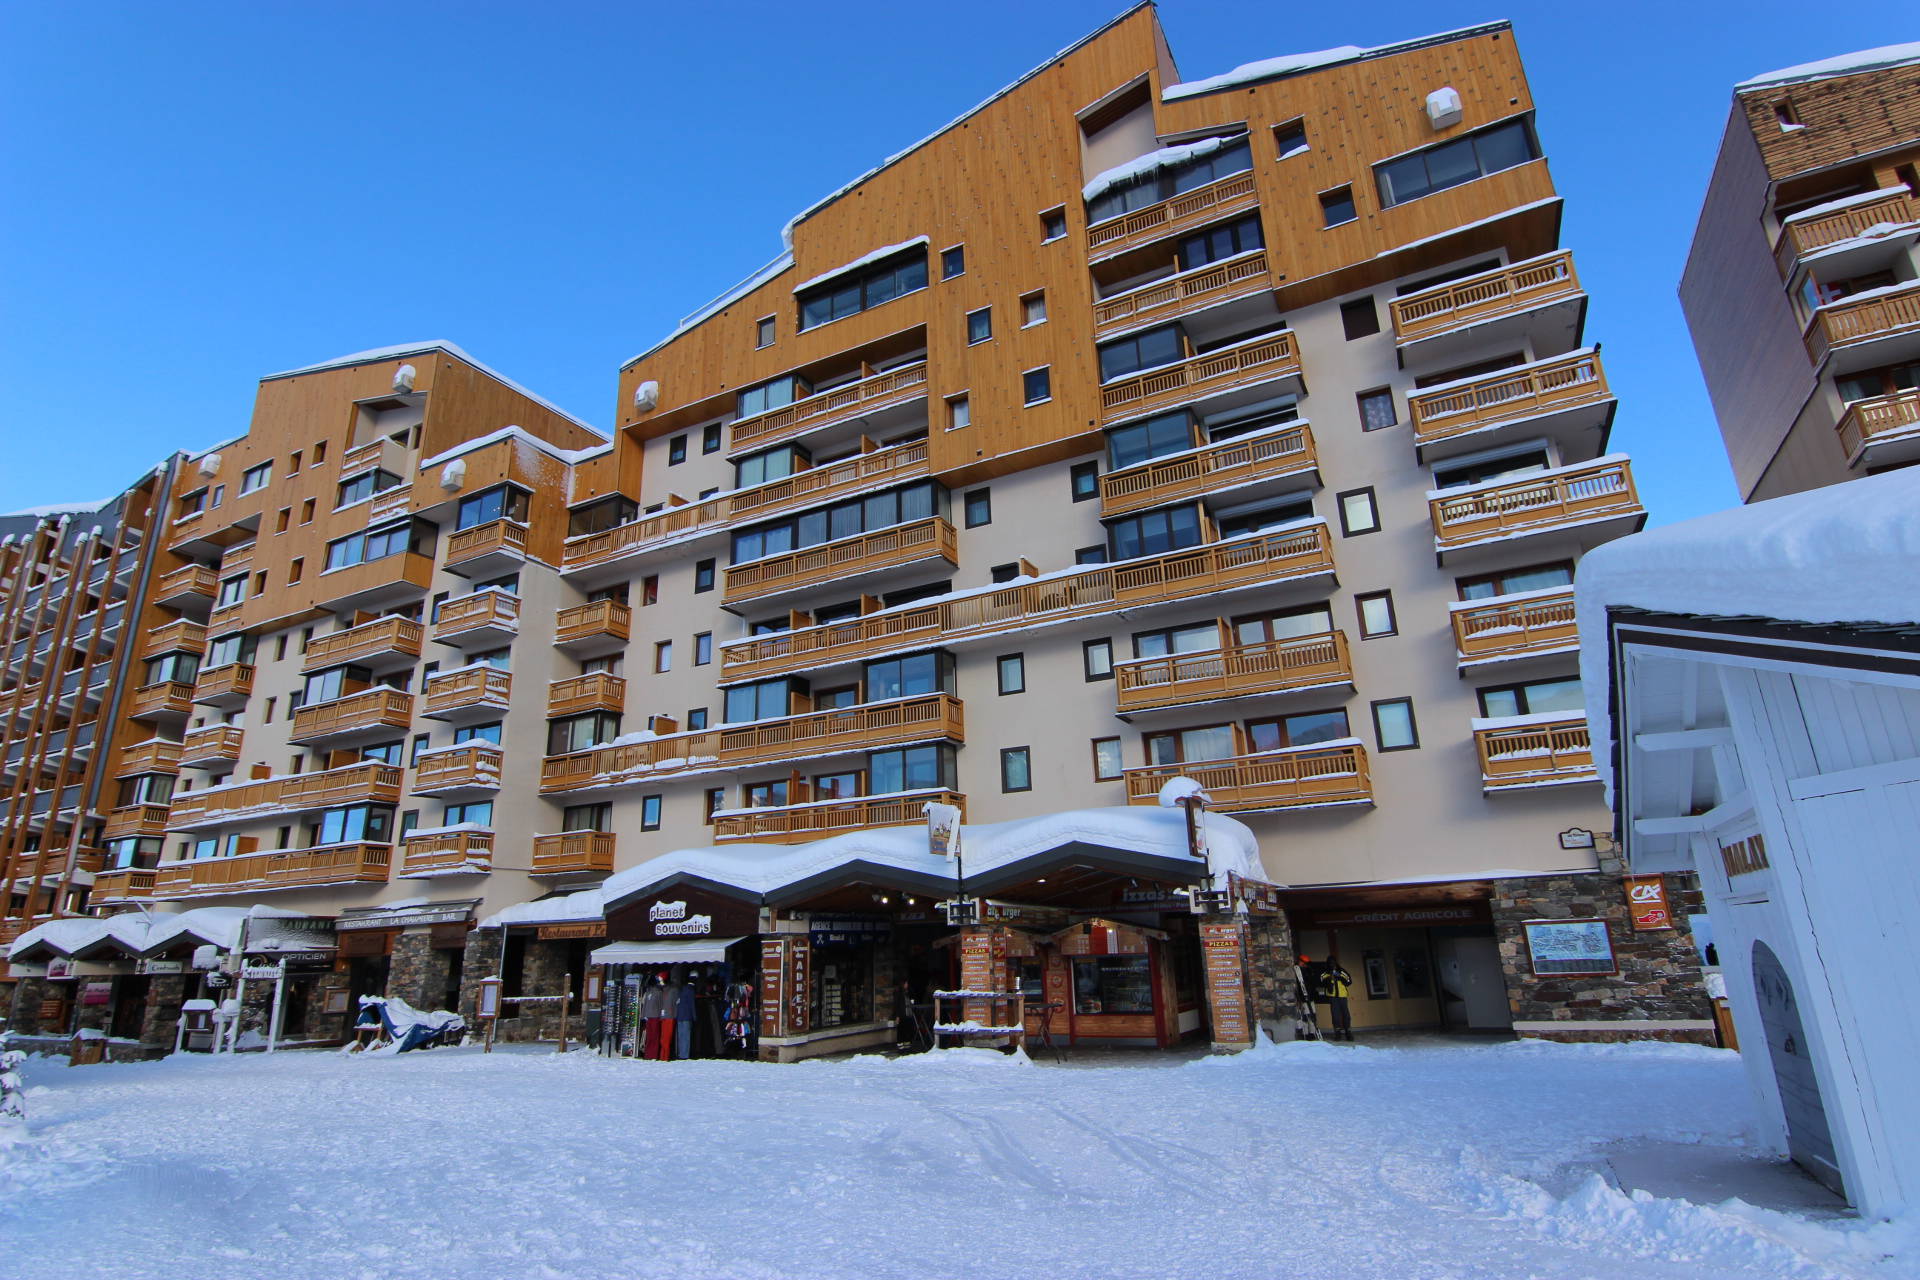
791, 236, 930, 295
1738, 41, 1920, 90
262, 341, 603, 437
480, 887, 607, 930
1083, 137, 1233, 203
7, 905, 311, 961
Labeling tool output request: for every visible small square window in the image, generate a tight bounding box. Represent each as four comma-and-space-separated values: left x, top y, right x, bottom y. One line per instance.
1070, 461, 1099, 502
687, 708, 710, 731
1092, 737, 1123, 782
964, 489, 992, 528
1341, 297, 1380, 340
301, 498, 315, 524
703, 423, 723, 453
967, 307, 992, 344
694, 632, 713, 666
641, 794, 663, 831
1320, 186, 1357, 228
693, 560, 715, 594
1338, 488, 1380, 536
1083, 638, 1114, 681
1041, 208, 1067, 241
312, 440, 327, 465
288, 557, 304, 584
1371, 698, 1420, 751
1075, 545, 1108, 565
1001, 746, 1032, 793
1356, 590, 1397, 638
668, 435, 687, 465
654, 640, 673, 672
946, 394, 971, 431
1358, 388, 1397, 431
755, 316, 775, 348
941, 245, 966, 279
990, 562, 1019, 583
1021, 291, 1048, 326
1273, 119, 1308, 159
1023, 366, 1051, 405
997, 653, 1025, 695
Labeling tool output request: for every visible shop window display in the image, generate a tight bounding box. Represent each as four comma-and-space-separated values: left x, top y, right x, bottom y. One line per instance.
1071, 956, 1154, 1015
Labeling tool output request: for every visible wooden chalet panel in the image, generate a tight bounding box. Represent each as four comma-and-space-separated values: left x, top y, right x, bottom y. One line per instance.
1740, 62, 1920, 182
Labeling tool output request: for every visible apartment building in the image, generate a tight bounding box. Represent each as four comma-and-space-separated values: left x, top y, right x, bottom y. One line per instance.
1682, 42, 1920, 500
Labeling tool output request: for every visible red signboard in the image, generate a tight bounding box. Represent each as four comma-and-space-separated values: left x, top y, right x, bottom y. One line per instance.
1625, 874, 1671, 931
759, 940, 787, 1038
1200, 920, 1252, 1046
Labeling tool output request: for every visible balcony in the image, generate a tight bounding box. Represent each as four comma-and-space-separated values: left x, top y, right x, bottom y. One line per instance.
145, 618, 207, 657
1099, 332, 1303, 427
548, 672, 624, 718
433, 590, 519, 648
540, 730, 722, 794
1407, 349, 1615, 462
1475, 715, 1598, 790
1775, 189, 1919, 280
722, 523, 1337, 682
1099, 423, 1316, 518
412, 743, 503, 797
1093, 251, 1273, 338
1086, 170, 1260, 262
444, 519, 528, 577
116, 738, 183, 777
398, 829, 494, 878
1390, 251, 1585, 368
1123, 742, 1372, 812
179, 724, 244, 769
1451, 590, 1578, 670
713, 790, 963, 843
1429, 458, 1644, 562
167, 761, 404, 829
314, 551, 434, 615
1804, 280, 1920, 373
302, 615, 424, 673
92, 868, 157, 904
127, 681, 194, 723
421, 667, 513, 722
1113, 631, 1351, 714
1837, 387, 1920, 469
289, 687, 414, 747
530, 831, 615, 877
153, 564, 217, 609
192, 663, 255, 709
102, 803, 173, 840
553, 600, 631, 658
153, 842, 393, 899
723, 516, 958, 607
730, 360, 930, 454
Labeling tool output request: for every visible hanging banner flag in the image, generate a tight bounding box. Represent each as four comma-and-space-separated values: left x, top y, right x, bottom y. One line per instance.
925, 801, 963, 861
1625, 874, 1671, 931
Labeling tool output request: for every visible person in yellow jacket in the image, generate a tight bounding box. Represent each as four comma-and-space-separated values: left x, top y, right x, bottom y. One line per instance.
1314, 954, 1355, 1041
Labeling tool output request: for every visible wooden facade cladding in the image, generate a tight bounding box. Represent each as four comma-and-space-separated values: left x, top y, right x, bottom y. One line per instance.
1085, 169, 1260, 261
1741, 62, 1920, 182
1390, 251, 1581, 347
1838, 388, 1920, 464
729, 362, 929, 454
1803, 280, 1920, 367
412, 743, 504, 796
721, 524, 1336, 681
1112, 630, 1351, 713
554, 599, 632, 651
1092, 251, 1274, 337
310, 552, 435, 616
1407, 351, 1611, 450
127, 680, 194, 722
191, 662, 255, 708
713, 790, 965, 843
548, 672, 625, 718
153, 842, 393, 898
432, 591, 520, 644
1475, 717, 1598, 789
1099, 332, 1302, 425
1774, 189, 1918, 279
115, 738, 183, 777
102, 803, 173, 841
1451, 591, 1578, 666
722, 517, 959, 606
166, 762, 403, 829
179, 724, 244, 768
144, 618, 207, 657
421, 667, 512, 719
92, 868, 157, 904
399, 830, 493, 878
152, 563, 217, 608
289, 687, 414, 745
1429, 459, 1643, 554
1099, 424, 1315, 517
1122, 743, 1371, 811
530, 831, 615, 876
301, 615, 424, 672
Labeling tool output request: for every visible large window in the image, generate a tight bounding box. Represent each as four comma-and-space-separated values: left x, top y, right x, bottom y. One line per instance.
1375, 118, 1539, 209
313, 805, 393, 847
737, 375, 805, 420
1143, 723, 1235, 765
568, 495, 637, 538
1098, 325, 1183, 382
869, 743, 956, 794
725, 678, 798, 725
1234, 603, 1332, 645
118, 773, 175, 806
798, 246, 929, 330
1456, 561, 1574, 601
1433, 448, 1549, 492
1106, 412, 1194, 470
144, 652, 200, 686
336, 469, 404, 509
455, 485, 529, 531
1133, 622, 1219, 659
1086, 135, 1252, 224
443, 800, 493, 827
734, 444, 808, 489
1477, 677, 1582, 719
547, 712, 621, 755
729, 482, 944, 565
864, 651, 951, 701
325, 519, 431, 572
1073, 956, 1154, 1015
454, 721, 503, 745
240, 462, 272, 494
301, 664, 367, 707
1106, 503, 1203, 561
1177, 214, 1263, 272
1245, 709, 1349, 751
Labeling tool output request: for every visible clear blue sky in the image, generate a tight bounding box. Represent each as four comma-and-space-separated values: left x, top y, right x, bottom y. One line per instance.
3, 1, 1913, 522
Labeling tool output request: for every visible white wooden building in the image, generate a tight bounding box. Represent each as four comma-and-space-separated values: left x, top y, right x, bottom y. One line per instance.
1579, 469, 1920, 1218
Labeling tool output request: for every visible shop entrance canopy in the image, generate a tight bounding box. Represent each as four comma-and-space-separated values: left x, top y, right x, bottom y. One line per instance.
590, 938, 745, 966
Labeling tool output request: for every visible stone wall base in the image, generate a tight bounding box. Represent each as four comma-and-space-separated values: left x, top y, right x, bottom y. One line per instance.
1517, 1021, 1718, 1047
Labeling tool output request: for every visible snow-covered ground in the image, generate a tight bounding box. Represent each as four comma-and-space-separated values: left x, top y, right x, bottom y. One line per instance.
1, 1039, 1912, 1279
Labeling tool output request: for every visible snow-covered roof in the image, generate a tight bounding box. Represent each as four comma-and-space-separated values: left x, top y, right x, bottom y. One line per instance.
480, 886, 607, 930
1738, 42, 1920, 91
5, 905, 310, 962
1, 500, 108, 520
791, 236, 930, 295
262, 342, 603, 438
417, 424, 612, 472
1084, 136, 1238, 204
1162, 23, 1507, 101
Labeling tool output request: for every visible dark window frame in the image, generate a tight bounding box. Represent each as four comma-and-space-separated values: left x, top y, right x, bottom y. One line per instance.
1370, 697, 1421, 752
1337, 487, 1381, 537
997, 653, 1026, 696
1000, 746, 1033, 793
1355, 590, 1398, 639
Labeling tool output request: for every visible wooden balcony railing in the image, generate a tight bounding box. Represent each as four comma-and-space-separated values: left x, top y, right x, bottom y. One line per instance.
713, 790, 963, 843
1122, 742, 1372, 812
1093, 251, 1271, 335
399, 830, 494, 877
1113, 631, 1350, 713
723, 516, 958, 605
102, 803, 173, 840
339, 439, 386, 474
1100, 332, 1301, 424
153, 842, 392, 898
1100, 423, 1315, 517
1086, 169, 1260, 259
548, 672, 625, 718
192, 663, 255, 706
167, 761, 404, 828
1390, 250, 1581, 346
722, 524, 1336, 681
423, 667, 512, 717
1837, 387, 1920, 462
1408, 350, 1611, 448
1775, 189, 1917, 278
1451, 591, 1578, 665
92, 868, 158, 902
1804, 281, 1920, 366
554, 599, 631, 648
730, 361, 930, 453
290, 687, 414, 744
444, 519, 527, 570
179, 724, 244, 767
433, 590, 520, 641
1475, 716, 1597, 788
154, 563, 217, 605
413, 743, 504, 794
1429, 459, 1641, 553
128, 681, 194, 721
145, 618, 207, 656
302, 615, 424, 671
531, 831, 616, 876
541, 731, 723, 794
117, 738, 183, 777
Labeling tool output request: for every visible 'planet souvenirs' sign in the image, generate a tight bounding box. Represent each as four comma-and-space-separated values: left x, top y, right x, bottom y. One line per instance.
648, 901, 712, 936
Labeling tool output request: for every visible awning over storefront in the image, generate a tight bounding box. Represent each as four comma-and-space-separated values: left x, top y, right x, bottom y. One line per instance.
590, 938, 746, 966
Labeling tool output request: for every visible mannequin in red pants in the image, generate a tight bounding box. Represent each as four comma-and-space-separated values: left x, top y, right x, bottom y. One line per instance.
640, 971, 674, 1060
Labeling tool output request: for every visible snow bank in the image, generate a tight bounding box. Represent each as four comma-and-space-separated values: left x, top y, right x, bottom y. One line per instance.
1739, 41, 1920, 90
